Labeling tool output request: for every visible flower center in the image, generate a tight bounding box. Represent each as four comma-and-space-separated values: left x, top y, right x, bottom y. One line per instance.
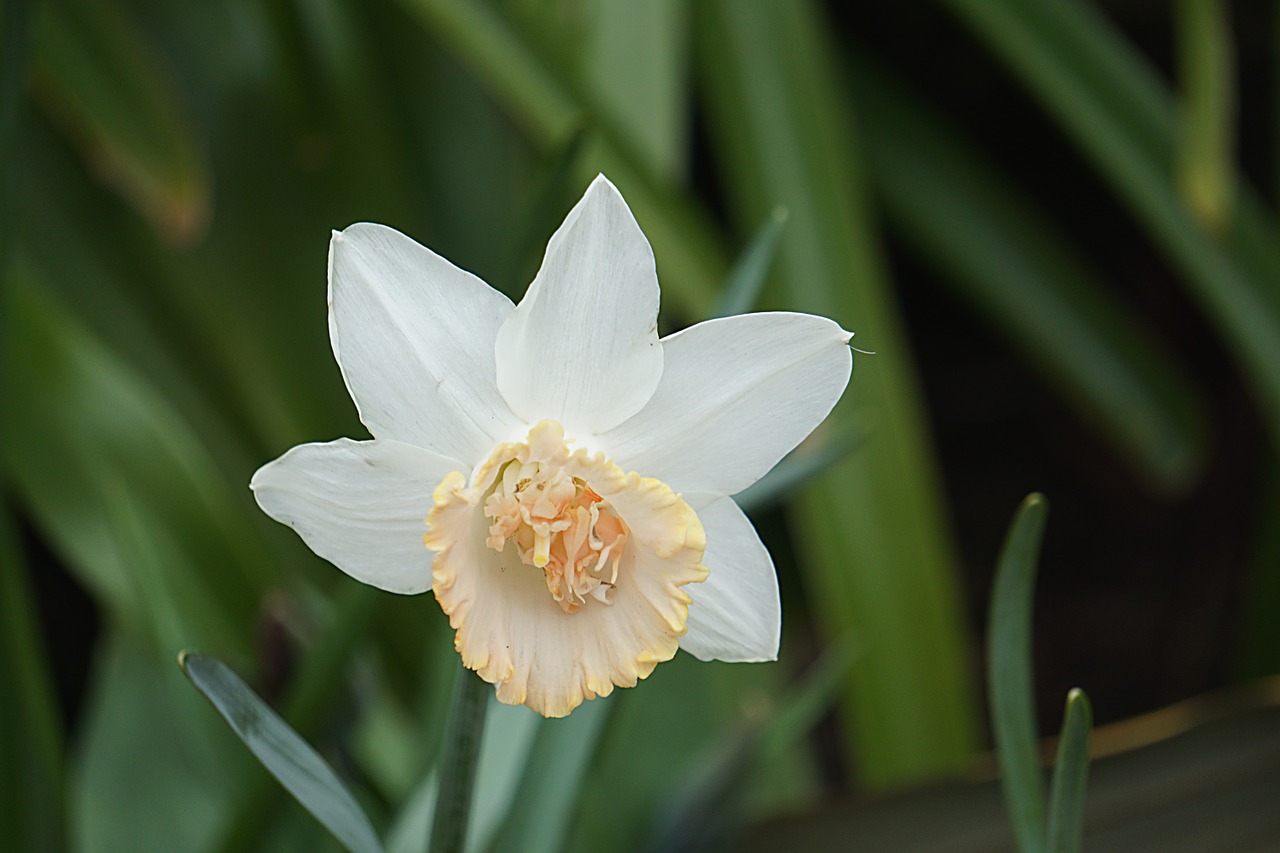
483, 457, 630, 613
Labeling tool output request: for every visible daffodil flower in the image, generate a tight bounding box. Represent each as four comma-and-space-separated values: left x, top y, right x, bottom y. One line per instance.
252, 176, 853, 717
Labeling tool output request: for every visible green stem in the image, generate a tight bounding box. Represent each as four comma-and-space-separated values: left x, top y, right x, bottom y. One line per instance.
429, 666, 491, 853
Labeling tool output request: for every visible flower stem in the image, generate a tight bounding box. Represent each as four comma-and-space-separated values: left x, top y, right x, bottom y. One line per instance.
429, 665, 490, 853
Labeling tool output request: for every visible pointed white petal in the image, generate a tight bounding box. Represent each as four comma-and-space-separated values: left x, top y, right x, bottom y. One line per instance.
602, 311, 852, 495
495, 175, 663, 435
680, 494, 779, 662
329, 223, 522, 464
251, 438, 462, 594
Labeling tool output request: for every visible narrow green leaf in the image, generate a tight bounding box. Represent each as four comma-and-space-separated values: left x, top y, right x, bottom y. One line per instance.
214, 584, 384, 853
1046, 688, 1093, 853
31, 0, 210, 241
988, 494, 1050, 853
490, 699, 610, 853
0, 507, 66, 852
697, 0, 980, 786
852, 57, 1207, 495
714, 207, 788, 319
1174, 0, 1236, 231
584, 0, 689, 184
179, 652, 384, 853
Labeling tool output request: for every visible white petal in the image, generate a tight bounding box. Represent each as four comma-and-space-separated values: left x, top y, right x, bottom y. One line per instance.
680, 494, 779, 662
602, 312, 853, 495
494, 175, 663, 435
251, 438, 462, 594
329, 223, 522, 464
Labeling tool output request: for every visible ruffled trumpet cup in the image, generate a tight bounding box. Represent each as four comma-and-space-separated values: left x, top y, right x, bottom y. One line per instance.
252, 175, 854, 717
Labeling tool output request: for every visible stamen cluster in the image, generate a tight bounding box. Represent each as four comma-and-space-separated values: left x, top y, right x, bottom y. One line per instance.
484, 459, 629, 612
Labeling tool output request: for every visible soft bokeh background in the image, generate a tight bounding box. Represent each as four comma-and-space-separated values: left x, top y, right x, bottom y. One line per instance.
3, 1, 1279, 851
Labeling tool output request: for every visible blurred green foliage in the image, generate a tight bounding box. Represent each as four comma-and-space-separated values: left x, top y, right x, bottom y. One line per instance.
3, 0, 1279, 850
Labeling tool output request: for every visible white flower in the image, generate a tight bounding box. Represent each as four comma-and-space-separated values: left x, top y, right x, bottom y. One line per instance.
251, 176, 853, 717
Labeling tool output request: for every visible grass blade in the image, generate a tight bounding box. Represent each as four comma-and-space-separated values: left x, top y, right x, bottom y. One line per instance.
1046, 688, 1093, 853
583, 0, 689, 183
988, 494, 1050, 853
714, 207, 788, 319
1174, 0, 1236, 231
179, 652, 384, 853
697, 0, 979, 786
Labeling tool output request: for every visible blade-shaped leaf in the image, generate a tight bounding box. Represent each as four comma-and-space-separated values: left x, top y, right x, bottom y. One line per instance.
988, 494, 1050, 853
179, 652, 384, 853
696, 0, 980, 786
584, 0, 689, 184
1047, 688, 1093, 853
1174, 0, 1235, 231
714, 207, 788, 319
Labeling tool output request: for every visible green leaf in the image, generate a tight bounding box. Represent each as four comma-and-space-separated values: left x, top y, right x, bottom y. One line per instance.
988, 494, 1050, 853
852, 57, 1207, 496
1046, 689, 1093, 853
714, 207, 788, 319
31, 0, 210, 241
0, 507, 66, 852
179, 652, 384, 853
696, 0, 980, 786
1174, 0, 1236, 231
583, 0, 690, 184
214, 585, 385, 853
